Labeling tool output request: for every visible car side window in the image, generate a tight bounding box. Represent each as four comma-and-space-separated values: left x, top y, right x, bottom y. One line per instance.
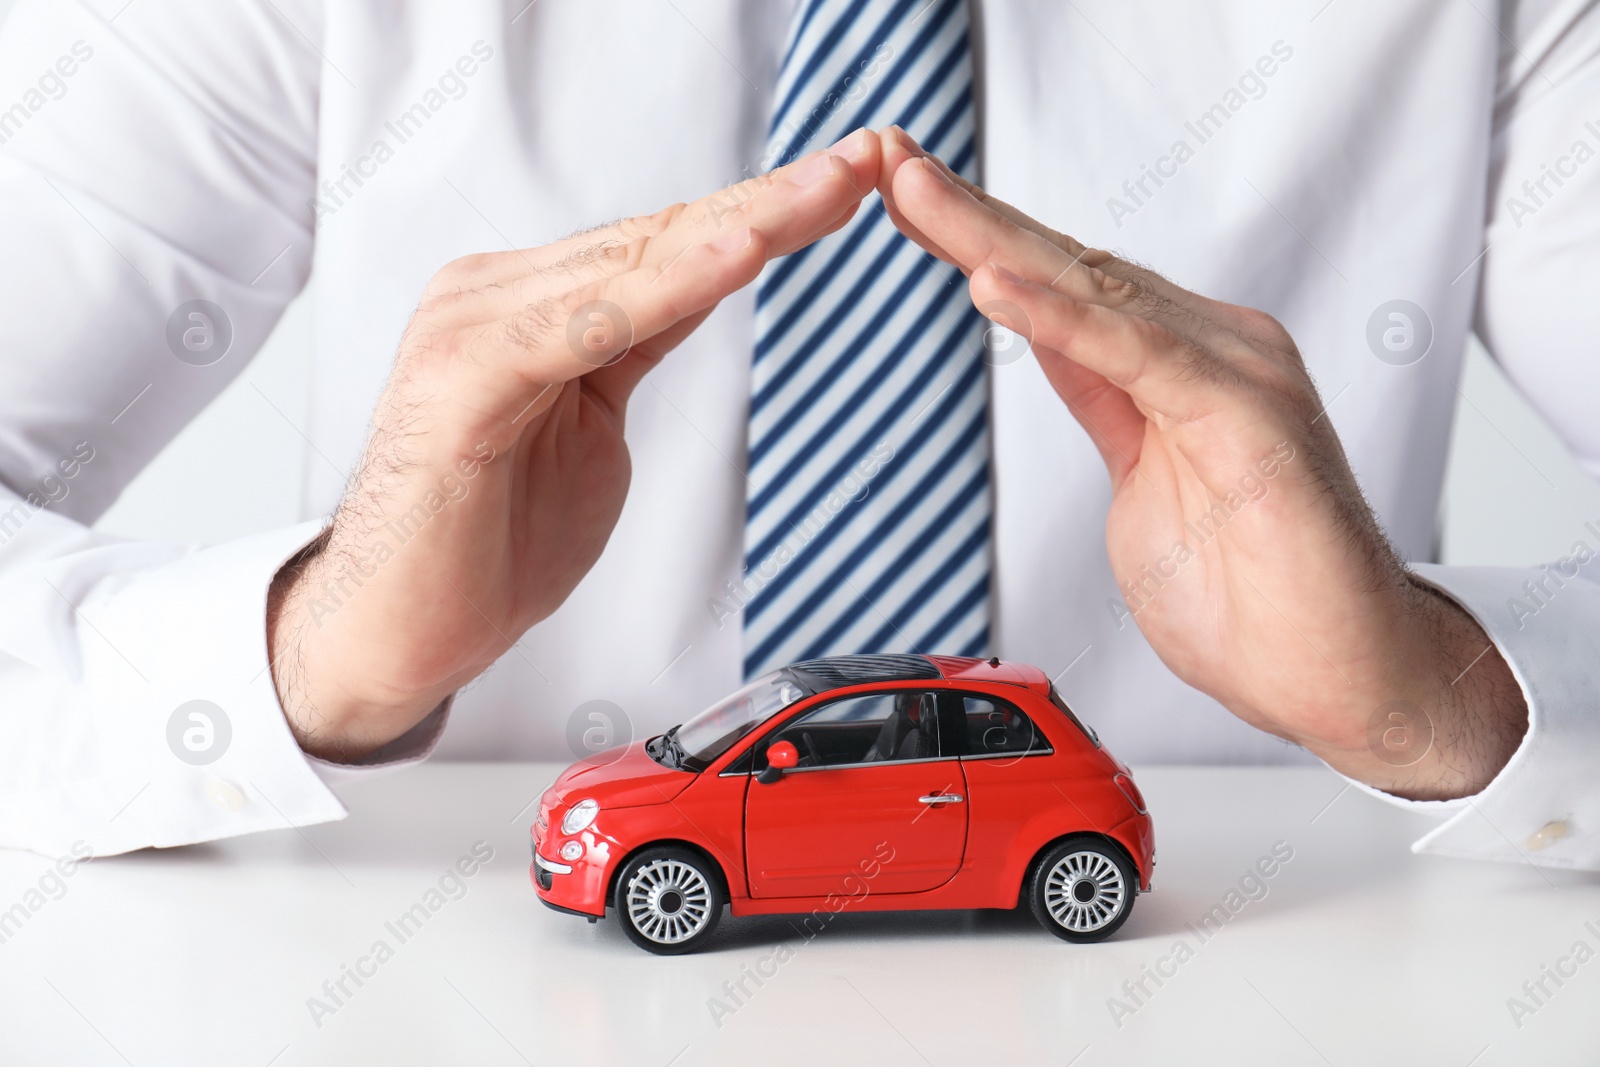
958, 693, 1051, 759
759, 690, 944, 769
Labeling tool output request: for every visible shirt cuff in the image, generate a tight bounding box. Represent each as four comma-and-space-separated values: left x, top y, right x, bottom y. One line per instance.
1337, 562, 1600, 869
0, 518, 387, 856
85, 519, 359, 854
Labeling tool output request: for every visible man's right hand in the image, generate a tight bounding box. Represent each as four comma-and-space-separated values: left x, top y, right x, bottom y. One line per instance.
268, 130, 882, 760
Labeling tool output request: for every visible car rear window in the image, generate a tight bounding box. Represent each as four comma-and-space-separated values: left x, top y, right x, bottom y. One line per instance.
954, 693, 1051, 759
1047, 685, 1101, 747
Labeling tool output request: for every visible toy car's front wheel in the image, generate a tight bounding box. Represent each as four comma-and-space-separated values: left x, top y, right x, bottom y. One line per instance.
615, 846, 724, 955
1029, 837, 1136, 943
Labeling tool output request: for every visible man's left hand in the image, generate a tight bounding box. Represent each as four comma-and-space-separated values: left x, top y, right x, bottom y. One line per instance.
876, 127, 1527, 800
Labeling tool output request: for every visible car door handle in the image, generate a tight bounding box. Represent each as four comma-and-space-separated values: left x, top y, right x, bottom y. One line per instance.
918, 793, 964, 805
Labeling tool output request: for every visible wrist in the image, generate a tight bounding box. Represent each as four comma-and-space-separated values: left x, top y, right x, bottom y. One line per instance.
1311, 578, 1527, 801
266, 532, 451, 761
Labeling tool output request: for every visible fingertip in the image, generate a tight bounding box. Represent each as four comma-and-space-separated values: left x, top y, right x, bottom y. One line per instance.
979, 261, 1026, 287
969, 261, 1010, 296
873, 130, 914, 200
971, 262, 1047, 318
912, 155, 954, 185
827, 127, 880, 194
892, 155, 956, 210
876, 126, 921, 170
880, 124, 924, 158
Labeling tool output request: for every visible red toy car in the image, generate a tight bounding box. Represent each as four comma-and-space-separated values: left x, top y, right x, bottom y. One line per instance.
530, 654, 1153, 954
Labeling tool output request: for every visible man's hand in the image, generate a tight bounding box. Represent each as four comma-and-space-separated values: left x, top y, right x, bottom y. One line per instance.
268, 130, 882, 760
877, 127, 1527, 800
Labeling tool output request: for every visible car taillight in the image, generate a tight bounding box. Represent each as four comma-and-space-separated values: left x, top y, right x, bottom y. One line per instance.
1114, 773, 1146, 814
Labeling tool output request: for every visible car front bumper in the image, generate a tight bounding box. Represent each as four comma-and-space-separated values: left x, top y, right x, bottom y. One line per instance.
530, 824, 610, 918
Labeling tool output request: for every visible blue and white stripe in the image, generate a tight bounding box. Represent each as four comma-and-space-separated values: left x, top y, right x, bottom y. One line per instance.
742, 0, 991, 678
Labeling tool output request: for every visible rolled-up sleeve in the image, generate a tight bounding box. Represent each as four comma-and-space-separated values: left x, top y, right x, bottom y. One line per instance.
1341, 564, 1600, 870
0, 0, 440, 857
0, 517, 351, 854
1360, 0, 1600, 870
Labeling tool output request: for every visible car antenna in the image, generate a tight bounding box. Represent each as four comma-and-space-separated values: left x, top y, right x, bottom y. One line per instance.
988, 656, 1000, 667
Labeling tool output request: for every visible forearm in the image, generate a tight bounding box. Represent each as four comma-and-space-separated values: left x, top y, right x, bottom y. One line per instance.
874, 126, 1544, 832
264, 484, 491, 763
1307, 576, 1528, 801
263, 136, 880, 764
265, 529, 450, 764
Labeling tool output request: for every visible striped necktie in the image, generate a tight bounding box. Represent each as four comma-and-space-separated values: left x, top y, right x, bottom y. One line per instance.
741, 0, 991, 678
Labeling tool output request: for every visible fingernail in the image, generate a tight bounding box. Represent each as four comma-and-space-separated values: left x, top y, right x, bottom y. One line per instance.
829, 128, 870, 163
889, 124, 924, 153
712, 225, 752, 253
915, 156, 953, 184
784, 150, 836, 186
988, 263, 1025, 285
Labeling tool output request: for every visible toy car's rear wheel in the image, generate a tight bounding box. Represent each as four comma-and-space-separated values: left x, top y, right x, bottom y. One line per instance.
615, 846, 724, 955
1029, 837, 1136, 943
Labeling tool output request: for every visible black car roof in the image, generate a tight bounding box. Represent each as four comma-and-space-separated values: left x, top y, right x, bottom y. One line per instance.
784, 654, 941, 691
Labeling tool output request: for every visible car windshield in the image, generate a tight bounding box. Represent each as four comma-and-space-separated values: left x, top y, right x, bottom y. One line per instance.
671, 671, 807, 770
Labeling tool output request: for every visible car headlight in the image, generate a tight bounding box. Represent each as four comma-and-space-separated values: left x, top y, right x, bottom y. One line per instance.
561, 798, 600, 835
559, 840, 584, 862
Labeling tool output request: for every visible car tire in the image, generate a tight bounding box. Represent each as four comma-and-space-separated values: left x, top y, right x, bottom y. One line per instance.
1029, 836, 1137, 943
615, 846, 725, 955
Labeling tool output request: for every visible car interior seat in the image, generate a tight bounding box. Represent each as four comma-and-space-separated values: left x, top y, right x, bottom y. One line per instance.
865, 692, 922, 762
893, 694, 937, 760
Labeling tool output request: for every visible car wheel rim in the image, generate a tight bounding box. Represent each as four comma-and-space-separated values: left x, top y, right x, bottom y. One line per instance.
626, 859, 713, 944
1043, 850, 1126, 933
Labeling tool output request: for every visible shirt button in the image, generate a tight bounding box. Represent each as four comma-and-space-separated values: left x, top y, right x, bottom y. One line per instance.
1526, 820, 1569, 851
204, 779, 247, 812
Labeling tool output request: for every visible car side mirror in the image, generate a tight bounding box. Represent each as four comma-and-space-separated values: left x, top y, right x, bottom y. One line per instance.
757, 740, 798, 785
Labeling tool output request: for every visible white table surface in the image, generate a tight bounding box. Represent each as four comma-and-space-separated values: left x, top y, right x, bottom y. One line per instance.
2, 763, 1596, 1066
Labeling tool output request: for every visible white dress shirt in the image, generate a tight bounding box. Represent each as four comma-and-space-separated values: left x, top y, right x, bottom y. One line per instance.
1, 0, 1597, 867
